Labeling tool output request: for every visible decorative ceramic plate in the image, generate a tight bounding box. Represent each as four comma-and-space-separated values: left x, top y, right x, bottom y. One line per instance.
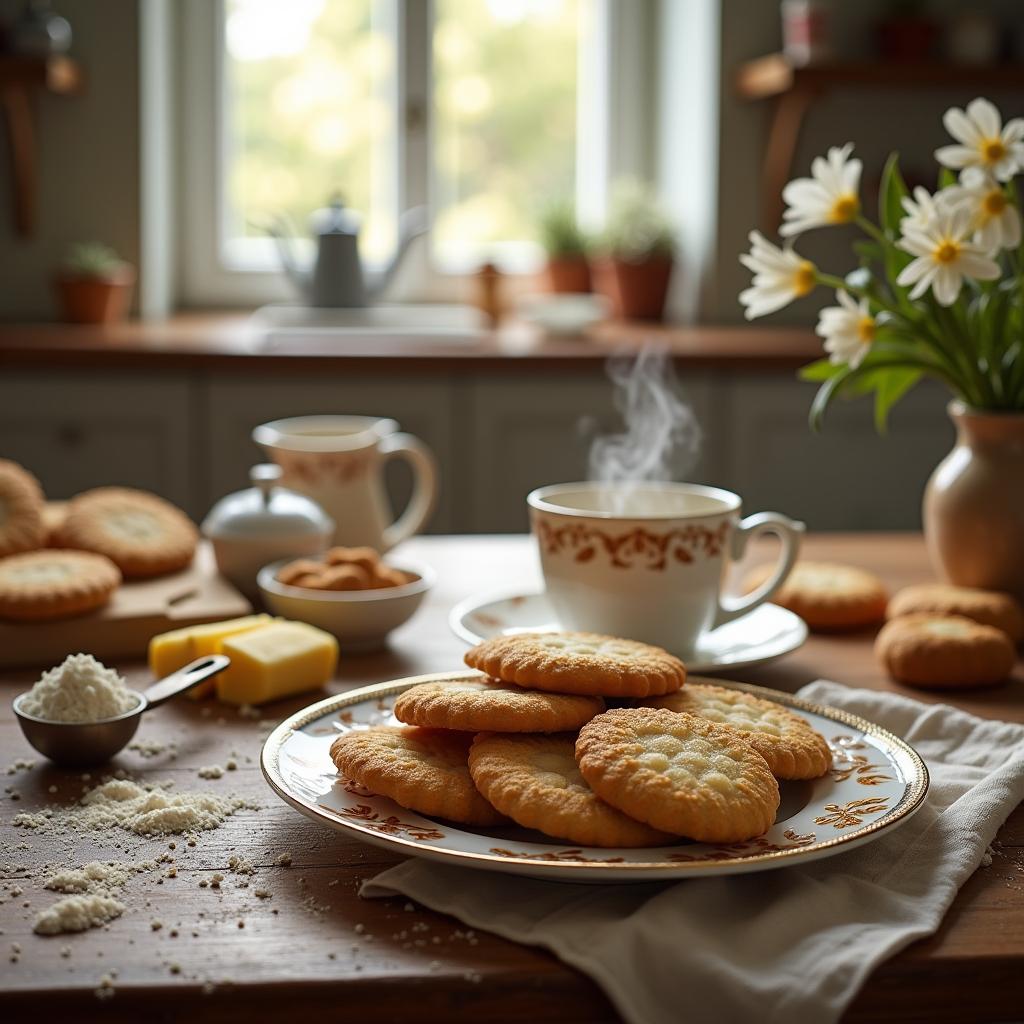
449, 589, 809, 674
262, 673, 929, 883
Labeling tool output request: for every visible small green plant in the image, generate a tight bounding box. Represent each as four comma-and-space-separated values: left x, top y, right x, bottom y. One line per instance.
602, 179, 675, 262
539, 201, 588, 258
63, 242, 126, 279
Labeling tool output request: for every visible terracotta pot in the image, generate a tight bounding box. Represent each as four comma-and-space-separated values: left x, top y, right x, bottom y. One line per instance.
592, 255, 673, 321
545, 256, 591, 294
54, 268, 135, 324
923, 401, 1024, 600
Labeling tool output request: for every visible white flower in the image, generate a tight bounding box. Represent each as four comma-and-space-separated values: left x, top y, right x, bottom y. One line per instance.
739, 231, 817, 319
896, 206, 1001, 306
816, 291, 875, 368
944, 169, 1022, 252
780, 143, 862, 237
899, 186, 954, 236
935, 97, 1024, 182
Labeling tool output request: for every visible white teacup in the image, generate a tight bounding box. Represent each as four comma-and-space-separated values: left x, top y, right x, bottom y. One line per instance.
528, 482, 804, 655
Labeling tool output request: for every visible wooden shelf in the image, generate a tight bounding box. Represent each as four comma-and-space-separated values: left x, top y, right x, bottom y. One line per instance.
736, 53, 1024, 229
0, 55, 84, 237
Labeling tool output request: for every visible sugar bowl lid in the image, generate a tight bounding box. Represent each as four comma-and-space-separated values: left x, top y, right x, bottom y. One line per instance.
201, 464, 335, 541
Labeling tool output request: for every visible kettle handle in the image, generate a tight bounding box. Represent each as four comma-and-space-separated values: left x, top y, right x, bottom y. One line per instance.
380, 433, 438, 550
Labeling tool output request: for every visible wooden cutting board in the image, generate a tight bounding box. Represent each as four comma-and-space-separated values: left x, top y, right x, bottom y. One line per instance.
0, 542, 252, 669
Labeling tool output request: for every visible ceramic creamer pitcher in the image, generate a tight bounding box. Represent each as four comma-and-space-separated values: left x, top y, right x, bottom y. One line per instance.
252, 416, 437, 551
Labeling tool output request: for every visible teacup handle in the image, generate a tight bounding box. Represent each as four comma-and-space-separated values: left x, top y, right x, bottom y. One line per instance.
380, 433, 439, 551
713, 512, 805, 629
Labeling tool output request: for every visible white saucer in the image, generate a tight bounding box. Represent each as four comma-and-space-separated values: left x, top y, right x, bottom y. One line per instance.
449, 590, 808, 673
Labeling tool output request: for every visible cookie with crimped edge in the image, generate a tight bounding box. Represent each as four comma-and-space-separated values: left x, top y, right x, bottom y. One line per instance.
0, 459, 46, 557
469, 733, 673, 847
394, 676, 604, 733
643, 680, 830, 780
887, 583, 1024, 644
464, 631, 686, 698
59, 487, 198, 578
575, 707, 779, 843
875, 613, 1015, 689
329, 726, 505, 826
743, 560, 888, 631
0, 549, 121, 621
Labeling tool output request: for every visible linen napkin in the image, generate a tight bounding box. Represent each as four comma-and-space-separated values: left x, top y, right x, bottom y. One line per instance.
361, 681, 1024, 1024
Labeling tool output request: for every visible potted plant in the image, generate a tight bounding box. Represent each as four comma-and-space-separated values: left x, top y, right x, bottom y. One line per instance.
539, 201, 591, 293
54, 243, 136, 324
593, 180, 676, 321
738, 97, 1024, 596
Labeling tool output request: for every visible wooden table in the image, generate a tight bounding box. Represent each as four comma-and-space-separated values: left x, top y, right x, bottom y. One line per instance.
2, 534, 1022, 1022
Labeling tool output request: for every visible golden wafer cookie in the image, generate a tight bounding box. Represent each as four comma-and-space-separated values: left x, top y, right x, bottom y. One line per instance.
394, 677, 604, 733
575, 707, 779, 843
0, 549, 121, 621
329, 726, 505, 826
644, 682, 830, 780
743, 561, 888, 631
469, 733, 673, 847
875, 613, 1015, 689
0, 459, 46, 557
60, 487, 197, 578
887, 583, 1024, 644
465, 631, 685, 697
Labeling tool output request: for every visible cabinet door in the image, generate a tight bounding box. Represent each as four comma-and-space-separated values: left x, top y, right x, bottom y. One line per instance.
0, 371, 196, 511
201, 375, 457, 532
724, 375, 954, 530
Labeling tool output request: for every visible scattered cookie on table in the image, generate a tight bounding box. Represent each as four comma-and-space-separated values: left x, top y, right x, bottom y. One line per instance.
394, 676, 604, 733
575, 707, 779, 843
58, 487, 197, 578
887, 583, 1024, 644
743, 560, 888, 631
0, 549, 121, 621
469, 733, 672, 848
464, 631, 686, 698
644, 682, 831, 780
0, 459, 46, 557
329, 726, 506, 826
875, 613, 1015, 689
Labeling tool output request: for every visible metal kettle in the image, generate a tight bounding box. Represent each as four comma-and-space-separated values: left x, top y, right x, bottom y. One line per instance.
266, 195, 428, 308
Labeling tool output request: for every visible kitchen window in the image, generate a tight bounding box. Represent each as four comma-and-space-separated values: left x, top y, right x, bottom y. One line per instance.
178, 0, 652, 305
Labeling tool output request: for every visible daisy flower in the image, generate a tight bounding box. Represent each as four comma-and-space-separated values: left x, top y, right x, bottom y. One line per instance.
896, 206, 1000, 306
945, 169, 1022, 253
739, 231, 817, 319
935, 97, 1024, 182
899, 185, 954, 236
816, 291, 875, 368
780, 143, 862, 237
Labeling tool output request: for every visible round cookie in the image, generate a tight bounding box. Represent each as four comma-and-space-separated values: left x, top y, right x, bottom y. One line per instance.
875, 613, 1015, 689
0, 459, 46, 557
464, 631, 686, 698
329, 726, 505, 826
743, 561, 888, 631
394, 677, 604, 733
469, 733, 672, 847
575, 707, 779, 843
0, 549, 121, 621
60, 487, 198, 578
42, 501, 68, 547
887, 583, 1024, 644
644, 681, 831, 780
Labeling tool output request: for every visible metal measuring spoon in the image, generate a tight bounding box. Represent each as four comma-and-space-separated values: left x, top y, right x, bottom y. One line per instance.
12, 655, 230, 767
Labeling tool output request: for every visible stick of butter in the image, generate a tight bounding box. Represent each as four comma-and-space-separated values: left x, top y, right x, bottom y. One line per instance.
217, 621, 338, 706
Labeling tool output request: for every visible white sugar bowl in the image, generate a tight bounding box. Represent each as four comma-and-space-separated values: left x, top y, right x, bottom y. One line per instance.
202, 464, 335, 601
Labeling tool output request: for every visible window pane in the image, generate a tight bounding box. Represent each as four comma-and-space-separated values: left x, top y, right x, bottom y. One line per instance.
223, 0, 396, 266
432, 0, 582, 270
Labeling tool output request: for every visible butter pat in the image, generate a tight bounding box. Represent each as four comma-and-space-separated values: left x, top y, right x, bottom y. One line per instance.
217, 621, 338, 706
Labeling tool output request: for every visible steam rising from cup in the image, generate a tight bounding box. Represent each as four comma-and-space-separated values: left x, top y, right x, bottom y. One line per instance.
588, 348, 702, 514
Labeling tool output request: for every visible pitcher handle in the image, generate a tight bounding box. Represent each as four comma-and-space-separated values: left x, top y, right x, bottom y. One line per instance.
380, 433, 439, 550
713, 512, 805, 629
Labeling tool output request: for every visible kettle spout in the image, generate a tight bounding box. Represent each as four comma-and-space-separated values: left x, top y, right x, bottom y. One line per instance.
367, 206, 429, 301
263, 215, 313, 300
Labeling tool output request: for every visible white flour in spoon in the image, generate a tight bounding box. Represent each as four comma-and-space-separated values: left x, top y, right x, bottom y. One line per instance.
19, 653, 139, 722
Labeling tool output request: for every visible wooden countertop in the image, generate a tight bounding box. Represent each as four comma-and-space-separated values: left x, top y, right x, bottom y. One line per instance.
2, 533, 1020, 1022
0, 314, 821, 374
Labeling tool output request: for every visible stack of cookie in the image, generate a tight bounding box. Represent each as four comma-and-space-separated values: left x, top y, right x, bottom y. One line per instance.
330, 631, 831, 847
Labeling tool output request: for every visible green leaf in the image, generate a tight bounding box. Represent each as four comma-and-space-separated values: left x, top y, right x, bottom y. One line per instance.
874, 368, 922, 431
808, 367, 852, 432
879, 153, 909, 237
799, 357, 843, 382
937, 167, 957, 190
